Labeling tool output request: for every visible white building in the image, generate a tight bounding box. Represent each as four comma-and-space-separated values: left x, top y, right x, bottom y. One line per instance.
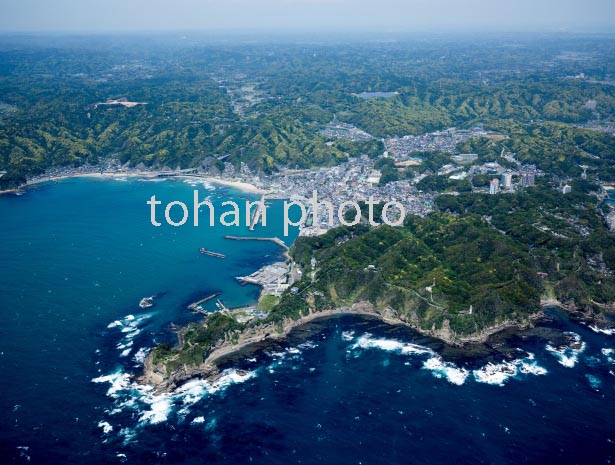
501, 172, 512, 188
521, 173, 535, 187
489, 178, 500, 195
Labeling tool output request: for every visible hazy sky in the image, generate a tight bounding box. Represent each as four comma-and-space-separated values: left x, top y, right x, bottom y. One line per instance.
1, 0, 614, 33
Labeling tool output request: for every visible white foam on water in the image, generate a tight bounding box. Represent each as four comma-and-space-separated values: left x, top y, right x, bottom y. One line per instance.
297, 341, 318, 350
120, 348, 132, 358
545, 332, 586, 368
601, 348, 614, 364
137, 369, 257, 424
473, 362, 518, 386
93, 366, 257, 435
422, 357, 469, 385
472, 353, 547, 386
341, 330, 355, 341
107, 313, 154, 337
208, 368, 257, 394
192, 416, 205, 424
116, 313, 152, 330
98, 421, 113, 434
107, 313, 155, 359
264, 344, 306, 365
266, 345, 304, 365
517, 360, 548, 376
188, 181, 215, 193
351, 333, 434, 356
589, 326, 615, 336
124, 329, 141, 339
139, 395, 173, 425
268, 351, 286, 359
92, 370, 132, 397
138, 178, 167, 183
117, 341, 134, 350
175, 378, 209, 405
545, 346, 578, 367
349, 333, 547, 386
133, 347, 151, 365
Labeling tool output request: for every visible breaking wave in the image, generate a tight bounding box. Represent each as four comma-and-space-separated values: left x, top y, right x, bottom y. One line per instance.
545, 332, 586, 368
92, 367, 256, 443
106, 312, 154, 359
345, 332, 547, 386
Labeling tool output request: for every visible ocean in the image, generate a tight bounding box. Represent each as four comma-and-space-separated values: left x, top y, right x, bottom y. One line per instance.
0, 178, 614, 464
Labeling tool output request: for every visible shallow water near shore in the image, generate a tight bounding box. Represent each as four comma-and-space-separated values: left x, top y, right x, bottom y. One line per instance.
1, 178, 615, 464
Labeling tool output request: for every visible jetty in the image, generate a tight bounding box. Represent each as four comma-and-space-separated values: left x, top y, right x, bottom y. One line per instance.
223, 235, 289, 252
199, 248, 226, 259
188, 292, 221, 314
249, 194, 266, 231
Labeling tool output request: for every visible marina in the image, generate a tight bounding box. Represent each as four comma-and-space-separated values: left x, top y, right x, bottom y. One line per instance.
188, 292, 222, 314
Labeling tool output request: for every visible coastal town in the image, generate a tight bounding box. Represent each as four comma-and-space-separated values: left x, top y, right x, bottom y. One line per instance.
14, 124, 615, 328
17, 124, 615, 240
4, 2, 615, 461
4, 23, 615, 465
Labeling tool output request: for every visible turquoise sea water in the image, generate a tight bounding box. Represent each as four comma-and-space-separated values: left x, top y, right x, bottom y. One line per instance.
1, 178, 615, 464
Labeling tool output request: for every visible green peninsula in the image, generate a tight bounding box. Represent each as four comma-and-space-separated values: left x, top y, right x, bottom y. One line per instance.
144, 183, 615, 390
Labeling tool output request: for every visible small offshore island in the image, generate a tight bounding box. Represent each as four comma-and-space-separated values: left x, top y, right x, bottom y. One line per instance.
142, 184, 615, 392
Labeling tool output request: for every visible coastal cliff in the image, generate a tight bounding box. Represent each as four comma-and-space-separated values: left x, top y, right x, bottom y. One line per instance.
141, 300, 544, 392
141, 302, 380, 391
142, 193, 615, 391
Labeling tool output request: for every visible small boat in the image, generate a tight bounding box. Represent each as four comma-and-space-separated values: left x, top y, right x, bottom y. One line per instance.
139, 296, 154, 308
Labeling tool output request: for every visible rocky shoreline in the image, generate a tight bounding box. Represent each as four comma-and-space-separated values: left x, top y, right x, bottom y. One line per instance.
540, 297, 613, 327
140, 301, 549, 393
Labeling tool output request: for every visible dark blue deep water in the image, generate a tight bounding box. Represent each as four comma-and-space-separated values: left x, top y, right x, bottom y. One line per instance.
1, 178, 614, 465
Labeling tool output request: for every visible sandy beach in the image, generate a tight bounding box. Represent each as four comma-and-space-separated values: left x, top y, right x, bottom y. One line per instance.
0, 170, 268, 196
182, 176, 267, 194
